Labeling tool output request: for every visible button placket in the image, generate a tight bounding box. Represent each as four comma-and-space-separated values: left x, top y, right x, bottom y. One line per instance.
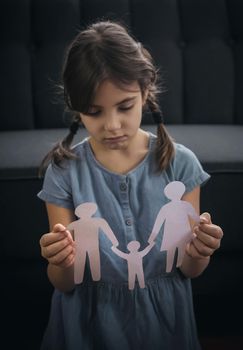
125, 218, 133, 226
119, 178, 129, 205
119, 182, 127, 192
117, 177, 134, 234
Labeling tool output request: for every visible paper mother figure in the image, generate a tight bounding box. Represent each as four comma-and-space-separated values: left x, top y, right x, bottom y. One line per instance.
148, 181, 200, 272
67, 202, 118, 284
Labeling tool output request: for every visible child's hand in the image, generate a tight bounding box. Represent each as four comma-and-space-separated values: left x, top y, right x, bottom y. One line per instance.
39, 223, 75, 268
186, 212, 223, 259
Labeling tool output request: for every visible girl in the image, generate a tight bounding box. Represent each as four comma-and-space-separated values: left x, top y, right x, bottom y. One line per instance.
38, 21, 223, 350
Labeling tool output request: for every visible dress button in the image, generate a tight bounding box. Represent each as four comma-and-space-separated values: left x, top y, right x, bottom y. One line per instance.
120, 183, 127, 191
125, 219, 132, 226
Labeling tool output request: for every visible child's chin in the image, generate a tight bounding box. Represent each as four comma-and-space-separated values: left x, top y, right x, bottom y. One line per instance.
106, 141, 128, 150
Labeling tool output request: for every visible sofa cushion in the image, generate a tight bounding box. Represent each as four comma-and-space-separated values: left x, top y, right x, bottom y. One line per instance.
0, 129, 86, 179
165, 125, 243, 172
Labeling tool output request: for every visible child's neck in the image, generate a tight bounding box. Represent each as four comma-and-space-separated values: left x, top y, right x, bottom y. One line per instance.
89, 129, 150, 175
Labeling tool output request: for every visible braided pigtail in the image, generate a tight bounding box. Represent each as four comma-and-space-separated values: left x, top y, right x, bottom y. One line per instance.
38, 113, 81, 177
146, 93, 175, 171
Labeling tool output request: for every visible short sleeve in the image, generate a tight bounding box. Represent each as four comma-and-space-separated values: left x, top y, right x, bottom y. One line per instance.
37, 162, 73, 209
172, 143, 210, 193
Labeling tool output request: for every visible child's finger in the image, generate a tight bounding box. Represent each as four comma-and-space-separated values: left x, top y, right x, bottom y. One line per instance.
52, 223, 74, 244
40, 232, 66, 247
194, 227, 221, 250
63, 229, 74, 243
190, 238, 214, 257
186, 242, 208, 259
197, 224, 223, 239
48, 244, 74, 265
200, 212, 211, 224
42, 237, 72, 258
53, 223, 67, 233
58, 253, 75, 268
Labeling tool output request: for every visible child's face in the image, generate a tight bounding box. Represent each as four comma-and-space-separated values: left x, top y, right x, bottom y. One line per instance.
80, 80, 146, 151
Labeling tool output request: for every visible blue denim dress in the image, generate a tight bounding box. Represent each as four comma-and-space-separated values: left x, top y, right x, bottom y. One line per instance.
38, 133, 210, 350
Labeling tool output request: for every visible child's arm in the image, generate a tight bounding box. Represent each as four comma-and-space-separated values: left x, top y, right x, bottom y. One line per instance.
179, 188, 223, 278
39, 203, 76, 292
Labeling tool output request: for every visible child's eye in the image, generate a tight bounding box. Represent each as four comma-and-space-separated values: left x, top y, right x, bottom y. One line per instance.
86, 110, 101, 117
119, 105, 134, 112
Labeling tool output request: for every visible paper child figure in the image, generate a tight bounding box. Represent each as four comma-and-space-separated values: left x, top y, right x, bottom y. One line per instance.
148, 181, 200, 273
112, 241, 155, 290
67, 202, 119, 284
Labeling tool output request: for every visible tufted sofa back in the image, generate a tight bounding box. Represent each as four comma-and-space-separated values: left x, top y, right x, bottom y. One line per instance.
1, 0, 243, 131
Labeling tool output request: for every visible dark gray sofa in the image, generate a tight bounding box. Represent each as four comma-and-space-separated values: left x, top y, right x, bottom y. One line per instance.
1, 0, 243, 349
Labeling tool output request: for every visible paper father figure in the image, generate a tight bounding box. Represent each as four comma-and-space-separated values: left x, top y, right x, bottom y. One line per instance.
112, 241, 155, 290
148, 181, 200, 272
67, 202, 118, 284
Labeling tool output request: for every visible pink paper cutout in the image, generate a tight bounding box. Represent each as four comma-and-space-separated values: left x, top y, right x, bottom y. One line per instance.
67, 202, 118, 284
112, 241, 155, 290
148, 181, 200, 272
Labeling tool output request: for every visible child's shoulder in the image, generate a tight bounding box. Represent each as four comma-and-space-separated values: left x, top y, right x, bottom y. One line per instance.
44, 138, 89, 177
172, 142, 202, 169
170, 142, 210, 191
173, 142, 198, 159
70, 137, 89, 156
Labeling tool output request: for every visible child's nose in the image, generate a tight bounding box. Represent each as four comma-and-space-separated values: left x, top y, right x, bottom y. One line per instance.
104, 114, 121, 131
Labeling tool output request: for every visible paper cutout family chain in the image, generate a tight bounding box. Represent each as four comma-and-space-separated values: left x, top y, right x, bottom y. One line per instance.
67, 181, 200, 290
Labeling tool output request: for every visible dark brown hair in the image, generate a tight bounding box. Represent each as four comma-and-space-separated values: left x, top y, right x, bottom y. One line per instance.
39, 20, 174, 175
